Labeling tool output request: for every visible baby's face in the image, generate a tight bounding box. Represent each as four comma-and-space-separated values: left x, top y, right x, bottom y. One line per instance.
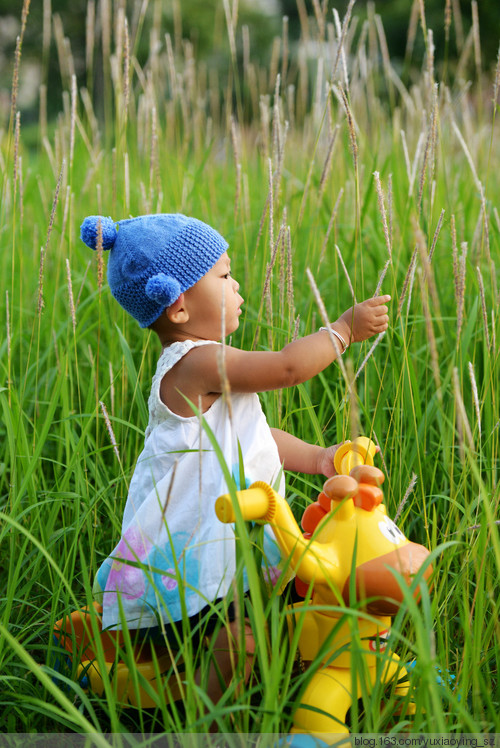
183, 253, 244, 340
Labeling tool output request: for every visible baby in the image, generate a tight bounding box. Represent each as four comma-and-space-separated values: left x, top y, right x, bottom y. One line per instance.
81, 212, 390, 699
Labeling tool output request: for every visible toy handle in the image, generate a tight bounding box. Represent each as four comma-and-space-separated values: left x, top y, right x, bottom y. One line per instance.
334, 436, 377, 475
215, 484, 276, 524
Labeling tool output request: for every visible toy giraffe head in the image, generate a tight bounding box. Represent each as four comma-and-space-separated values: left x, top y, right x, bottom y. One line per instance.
300, 462, 432, 616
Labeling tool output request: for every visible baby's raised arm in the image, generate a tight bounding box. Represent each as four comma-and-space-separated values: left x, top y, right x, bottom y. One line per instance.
177, 295, 390, 400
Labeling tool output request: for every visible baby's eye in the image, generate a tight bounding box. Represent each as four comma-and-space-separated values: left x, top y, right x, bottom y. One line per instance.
222, 272, 231, 279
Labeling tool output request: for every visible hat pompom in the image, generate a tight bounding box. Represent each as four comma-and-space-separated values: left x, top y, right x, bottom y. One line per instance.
145, 273, 181, 307
80, 216, 117, 250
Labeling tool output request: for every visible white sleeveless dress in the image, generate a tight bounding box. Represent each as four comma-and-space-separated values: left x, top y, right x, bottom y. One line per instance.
93, 339, 286, 630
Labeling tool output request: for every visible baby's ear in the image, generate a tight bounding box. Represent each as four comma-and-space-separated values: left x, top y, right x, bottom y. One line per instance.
166, 293, 189, 324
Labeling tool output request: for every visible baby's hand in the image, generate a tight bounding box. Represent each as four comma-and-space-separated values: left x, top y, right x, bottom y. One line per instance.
316, 444, 341, 477
334, 295, 390, 345
316, 441, 381, 477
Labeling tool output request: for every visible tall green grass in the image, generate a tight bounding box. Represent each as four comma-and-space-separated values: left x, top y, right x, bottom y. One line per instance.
0, 0, 498, 737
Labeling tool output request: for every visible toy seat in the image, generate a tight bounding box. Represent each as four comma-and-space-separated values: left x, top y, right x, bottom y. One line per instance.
53, 603, 184, 708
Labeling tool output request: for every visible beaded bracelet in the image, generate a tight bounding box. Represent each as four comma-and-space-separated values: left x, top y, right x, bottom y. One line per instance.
319, 326, 348, 354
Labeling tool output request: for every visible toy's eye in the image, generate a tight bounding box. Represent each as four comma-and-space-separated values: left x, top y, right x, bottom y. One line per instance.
378, 517, 405, 545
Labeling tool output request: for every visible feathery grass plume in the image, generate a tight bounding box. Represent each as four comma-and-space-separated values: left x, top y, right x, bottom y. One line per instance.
96, 216, 104, 292
123, 16, 130, 118
455, 242, 467, 341
451, 0, 465, 50
99, 400, 121, 462
222, 0, 237, 64
274, 119, 288, 199
306, 268, 348, 383
451, 213, 458, 291
408, 131, 424, 198
475, 266, 491, 349
312, 57, 324, 125
417, 0, 428, 42
269, 37, 282, 92
418, 268, 442, 401
493, 43, 500, 108
234, 162, 242, 219
10, 35, 22, 133
471, 1, 481, 76
374, 260, 390, 297
335, 244, 356, 302
353, 332, 386, 383
468, 361, 481, 439
397, 246, 418, 318
453, 367, 474, 454
39, 83, 48, 143
394, 473, 418, 523
373, 171, 392, 258
311, 0, 326, 41
69, 74, 77, 169
319, 188, 343, 265
417, 84, 438, 214
267, 157, 274, 249
230, 116, 241, 170
259, 95, 270, 161
230, 118, 242, 217
149, 106, 160, 205
455, 28, 474, 82
13, 112, 21, 197
252, 224, 284, 351
281, 15, 289, 85
338, 84, 358, 177
330, 0, 355, 84
494, 207, 500, 235
66, 258, 76, 333
333, 8, 349, 93
405, 0, 420, 64
262, 224, 284, 305
286, 83, 296, 130
426, 28, 435, 88
37, 161, 64, 314
444, 0, 452, 44
428, 208, 445, 262
278, 217, 287, 332
400, 130, 411, 185
272, 74, 282, 167
374, 12, 395, 107
165, 33, 178, 100
85, 0, 95, 83
413, 214, 440, 312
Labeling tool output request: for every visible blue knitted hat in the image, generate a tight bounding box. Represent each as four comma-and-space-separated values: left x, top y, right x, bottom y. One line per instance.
80, 213, 228, 327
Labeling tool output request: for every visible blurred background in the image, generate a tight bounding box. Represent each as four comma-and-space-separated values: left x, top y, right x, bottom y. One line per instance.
1, 0, 499, 127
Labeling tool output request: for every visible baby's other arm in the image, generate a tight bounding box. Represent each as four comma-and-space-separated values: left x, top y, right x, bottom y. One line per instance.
270, 429, 340, 477
170, 295, 390, 406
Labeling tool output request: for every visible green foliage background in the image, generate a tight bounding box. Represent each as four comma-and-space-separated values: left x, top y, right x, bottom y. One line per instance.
0, 0, 499, 738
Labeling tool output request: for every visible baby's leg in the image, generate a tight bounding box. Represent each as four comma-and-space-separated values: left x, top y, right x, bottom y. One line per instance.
201, 618, 256, 703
